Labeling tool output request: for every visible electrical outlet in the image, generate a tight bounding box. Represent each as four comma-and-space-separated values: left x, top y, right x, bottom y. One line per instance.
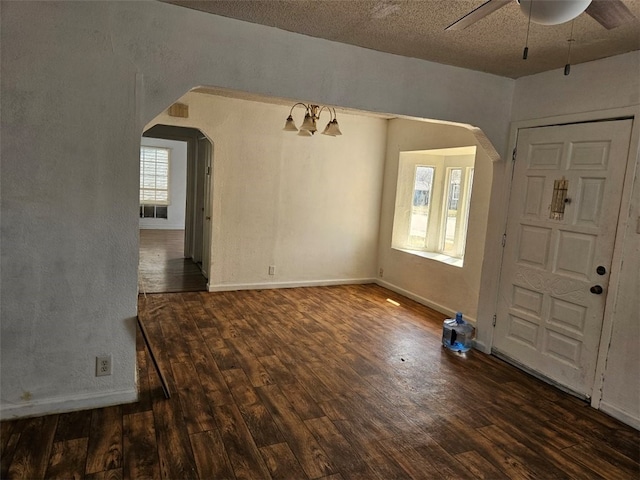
96, 355, 112, 377
379, 267, 384, 277
268, 265, 276, 275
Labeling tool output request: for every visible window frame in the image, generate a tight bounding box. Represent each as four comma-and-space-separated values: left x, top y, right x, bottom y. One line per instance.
392, 147, 476, 267
140, 146, 171, 206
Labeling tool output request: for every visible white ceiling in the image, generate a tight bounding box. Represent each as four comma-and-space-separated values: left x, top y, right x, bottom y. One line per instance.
162, 0, 640, 78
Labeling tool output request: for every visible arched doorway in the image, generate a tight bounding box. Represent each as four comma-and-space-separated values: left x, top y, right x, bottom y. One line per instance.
138, 124, 213, 293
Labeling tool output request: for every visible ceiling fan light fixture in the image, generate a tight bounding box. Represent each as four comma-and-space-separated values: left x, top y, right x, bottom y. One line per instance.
519, 0, 592, 26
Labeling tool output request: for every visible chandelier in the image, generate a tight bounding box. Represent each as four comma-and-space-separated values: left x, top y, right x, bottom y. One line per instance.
283, 103, 342, 137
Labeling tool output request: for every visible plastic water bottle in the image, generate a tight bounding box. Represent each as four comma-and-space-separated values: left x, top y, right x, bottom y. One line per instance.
442, 312, 474, 353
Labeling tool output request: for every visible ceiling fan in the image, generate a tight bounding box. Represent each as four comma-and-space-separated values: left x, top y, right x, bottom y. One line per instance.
446, 0, 635, 31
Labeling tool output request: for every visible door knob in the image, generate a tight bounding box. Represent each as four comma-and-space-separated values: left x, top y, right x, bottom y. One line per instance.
596, 266, 606, 275
590, 285, 603, 295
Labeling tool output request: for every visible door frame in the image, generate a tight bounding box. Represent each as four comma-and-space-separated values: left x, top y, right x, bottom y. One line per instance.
484, 105, 640, 410
142, 124, 214, 284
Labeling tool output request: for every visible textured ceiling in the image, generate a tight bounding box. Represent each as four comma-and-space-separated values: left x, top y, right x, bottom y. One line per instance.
162, 0, 640, 78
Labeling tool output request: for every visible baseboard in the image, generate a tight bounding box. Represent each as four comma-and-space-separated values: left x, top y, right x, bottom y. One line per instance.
598, 401, 640, 430
472, 339, 491, 354
0, 388, 138, 421
208, 278, 377, 292
375, 279, 477, 325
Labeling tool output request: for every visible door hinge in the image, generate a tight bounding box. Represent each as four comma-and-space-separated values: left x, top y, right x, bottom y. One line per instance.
501, 233, 507, 247
492, 314, 497, 327
512, 148, 517, 161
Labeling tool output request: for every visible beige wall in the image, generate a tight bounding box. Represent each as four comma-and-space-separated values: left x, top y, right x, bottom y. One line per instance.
149, 92, 388, 289
1, 0, 513, 419
377, 118, 495, 321
4, 0, 635, 429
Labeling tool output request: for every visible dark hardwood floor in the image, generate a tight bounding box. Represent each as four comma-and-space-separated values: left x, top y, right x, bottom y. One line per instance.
138, 229, 207, 294
1, 284, 638, 479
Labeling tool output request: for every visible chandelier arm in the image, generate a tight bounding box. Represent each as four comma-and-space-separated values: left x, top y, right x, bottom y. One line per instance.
317, 105, 333, 121
288, 102, 309, 116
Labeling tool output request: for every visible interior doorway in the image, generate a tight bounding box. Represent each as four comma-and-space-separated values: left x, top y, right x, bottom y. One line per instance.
138, 125, 213, 294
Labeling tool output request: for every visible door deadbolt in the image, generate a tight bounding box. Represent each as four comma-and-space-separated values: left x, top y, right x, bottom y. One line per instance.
596, 266, 606, 275
590, 285, 603, 295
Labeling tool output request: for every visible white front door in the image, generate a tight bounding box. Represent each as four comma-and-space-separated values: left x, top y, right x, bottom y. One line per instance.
494, 119, 632, 398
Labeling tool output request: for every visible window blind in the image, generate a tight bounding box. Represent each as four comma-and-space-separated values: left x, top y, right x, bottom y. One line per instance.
140, 146, 170, 205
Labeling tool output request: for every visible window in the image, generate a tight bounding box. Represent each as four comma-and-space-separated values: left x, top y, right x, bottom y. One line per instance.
139, 205, 168, 219
392, 147, 476, 267
140, 146, 170, 205
408, 166, 435, 248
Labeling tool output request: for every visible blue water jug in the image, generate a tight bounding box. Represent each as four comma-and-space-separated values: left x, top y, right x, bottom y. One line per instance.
442, 312, 474, 352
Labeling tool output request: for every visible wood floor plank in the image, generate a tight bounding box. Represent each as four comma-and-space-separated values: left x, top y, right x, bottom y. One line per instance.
1, 285, 639, 480
221, 365, 283, 447
258, 354, 296, 385
379, 437, 445, 480
84, 467, 123, 480
481, 408, 600, 478
562, 439, 640, 478
45, 438, 88, 480
187, 338, 235, 407
6, 415, 57, 480
304, 416, 362, 472
278, 380, 326, 421
257, 384, 336, 479
156, 296, 192, 364
414, 439, 479, 480
0, 431, 20, 479
149, 364, 198, 480
138, 229, 207, 294
213, 403, 273, 480
85, 406, 122, 475
454, 450, 510, 480
0, 419, 16, 455
201, 329, 239, 371
122, 411, 160, 480
227, 338, 274, 387
259, 442, 308, 480
190, 429, 236, 480
476, 424, 570, 479
442, 417, 533, 479
171, 361, 218, 434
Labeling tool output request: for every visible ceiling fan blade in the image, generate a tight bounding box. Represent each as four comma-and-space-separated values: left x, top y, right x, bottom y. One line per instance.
445, 0, 512, 31
586, 0, 636, 29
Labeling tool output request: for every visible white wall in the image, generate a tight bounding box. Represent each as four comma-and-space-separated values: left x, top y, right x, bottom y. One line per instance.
495, 52, 640, 427
1, 0, 514, 418
148, 92, 387, 288
378, 119, 495, 321
139, 137, 187, 230
1, 0, 636, 427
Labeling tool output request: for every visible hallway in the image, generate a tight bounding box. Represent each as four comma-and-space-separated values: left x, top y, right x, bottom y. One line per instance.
138, 229, 207, 294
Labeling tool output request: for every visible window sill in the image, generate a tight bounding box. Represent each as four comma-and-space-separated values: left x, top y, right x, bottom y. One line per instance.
393, 247, 464, 268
